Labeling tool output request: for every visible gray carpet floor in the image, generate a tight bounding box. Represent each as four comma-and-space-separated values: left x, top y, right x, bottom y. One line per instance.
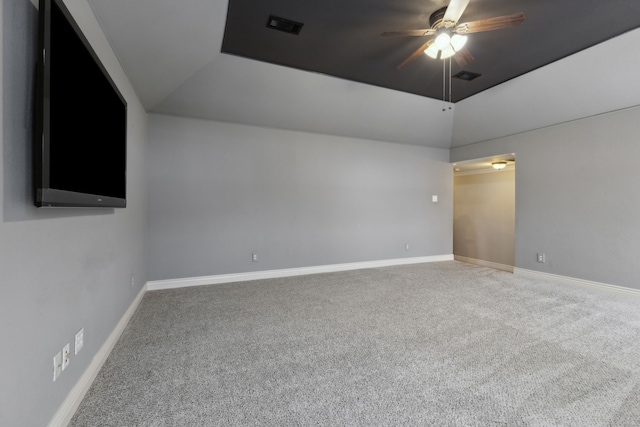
69, 261, 640, 426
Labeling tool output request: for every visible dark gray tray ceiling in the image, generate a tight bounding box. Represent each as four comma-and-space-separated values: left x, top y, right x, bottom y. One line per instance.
222, 0, 640, 102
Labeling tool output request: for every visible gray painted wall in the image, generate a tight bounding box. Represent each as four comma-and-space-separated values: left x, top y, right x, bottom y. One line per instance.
148, 114, 452, 281
0, 1, 147, 425
451, 106, 640, 290
454, 169, 515, 267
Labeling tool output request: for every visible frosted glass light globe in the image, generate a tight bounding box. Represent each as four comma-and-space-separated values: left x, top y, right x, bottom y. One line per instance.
451, 34, 468, 51
434, 33, 451, 50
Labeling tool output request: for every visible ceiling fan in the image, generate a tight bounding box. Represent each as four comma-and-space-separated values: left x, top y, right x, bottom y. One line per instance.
382, 0, 525, 69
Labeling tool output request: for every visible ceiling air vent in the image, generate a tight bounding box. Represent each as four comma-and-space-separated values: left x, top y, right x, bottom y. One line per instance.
266, 15, 304, 35
453, 71, 482, 81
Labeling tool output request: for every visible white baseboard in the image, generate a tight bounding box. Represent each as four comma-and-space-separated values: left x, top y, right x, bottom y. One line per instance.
47, 255, 452, 425
147, 254, 454, 291
44, 260, 638, 427
454, 255, 514, 273
514, 268, 640, 299
47, 285, 147, 427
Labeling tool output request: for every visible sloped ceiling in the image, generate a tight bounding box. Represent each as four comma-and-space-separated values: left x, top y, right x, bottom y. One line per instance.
86, 0, 640, 149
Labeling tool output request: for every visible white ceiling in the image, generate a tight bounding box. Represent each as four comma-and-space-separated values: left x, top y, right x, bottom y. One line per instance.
86, 0, 640, 149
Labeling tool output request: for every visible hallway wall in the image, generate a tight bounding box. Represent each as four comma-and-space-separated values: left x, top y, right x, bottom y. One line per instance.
453, 168, 515, 270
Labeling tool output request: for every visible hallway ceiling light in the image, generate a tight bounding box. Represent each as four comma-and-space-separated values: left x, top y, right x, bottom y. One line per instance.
492, 161, 507, 170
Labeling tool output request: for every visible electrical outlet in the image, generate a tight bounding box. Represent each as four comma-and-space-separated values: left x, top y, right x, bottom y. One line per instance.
53, 351, 62, 381
537, 253, 546, 263
405, 244, 410, 251
252, 253, 258, 262
75, 328, 84, 355
62, 344, 70, 371
130, 274, 135, 289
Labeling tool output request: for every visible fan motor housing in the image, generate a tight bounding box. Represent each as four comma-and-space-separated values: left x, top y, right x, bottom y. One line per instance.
429, 7, 448, 28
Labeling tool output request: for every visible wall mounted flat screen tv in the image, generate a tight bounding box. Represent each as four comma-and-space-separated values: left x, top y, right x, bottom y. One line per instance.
34, 0, 127, 208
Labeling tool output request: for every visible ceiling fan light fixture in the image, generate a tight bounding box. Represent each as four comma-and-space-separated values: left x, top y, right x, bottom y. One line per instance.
450, 34, 467, 51
440, 45, 456, 59
434, 32, 451, 50
424, 44, 439, 58
428, 32, 466, 60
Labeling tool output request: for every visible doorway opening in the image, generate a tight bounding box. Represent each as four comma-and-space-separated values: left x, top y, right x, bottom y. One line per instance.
453, 154, 515, 272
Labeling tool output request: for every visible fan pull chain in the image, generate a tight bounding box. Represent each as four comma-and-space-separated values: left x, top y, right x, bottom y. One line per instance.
448, 57, 452, 110
442, 59, 446, 111
442, 57, 453, 111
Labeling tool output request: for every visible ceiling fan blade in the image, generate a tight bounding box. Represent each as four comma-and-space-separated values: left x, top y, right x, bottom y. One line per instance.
455, 13, 525, 34
397, 39, 434, 69
443, 0, 471, 26
381, 29, 436, 37
453, 47, 474, 67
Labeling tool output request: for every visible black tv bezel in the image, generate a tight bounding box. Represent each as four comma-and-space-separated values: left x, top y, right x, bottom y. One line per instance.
34, 0, 127, 208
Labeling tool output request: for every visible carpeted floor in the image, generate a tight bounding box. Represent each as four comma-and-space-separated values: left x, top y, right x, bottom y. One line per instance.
69, 261, 640, 426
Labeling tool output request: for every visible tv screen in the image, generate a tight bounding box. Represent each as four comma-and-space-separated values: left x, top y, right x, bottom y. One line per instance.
34, 0, 127, 208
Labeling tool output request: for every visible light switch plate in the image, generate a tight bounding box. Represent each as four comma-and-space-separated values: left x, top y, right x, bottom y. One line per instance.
75, 328, 84, 355
53, 351, 62, 381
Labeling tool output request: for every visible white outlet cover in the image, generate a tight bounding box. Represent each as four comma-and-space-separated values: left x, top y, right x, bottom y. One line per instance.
75, 328, 84, 355
62, 343, 70, 371
53, 351, 62, 381
432, 195, 438, 202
